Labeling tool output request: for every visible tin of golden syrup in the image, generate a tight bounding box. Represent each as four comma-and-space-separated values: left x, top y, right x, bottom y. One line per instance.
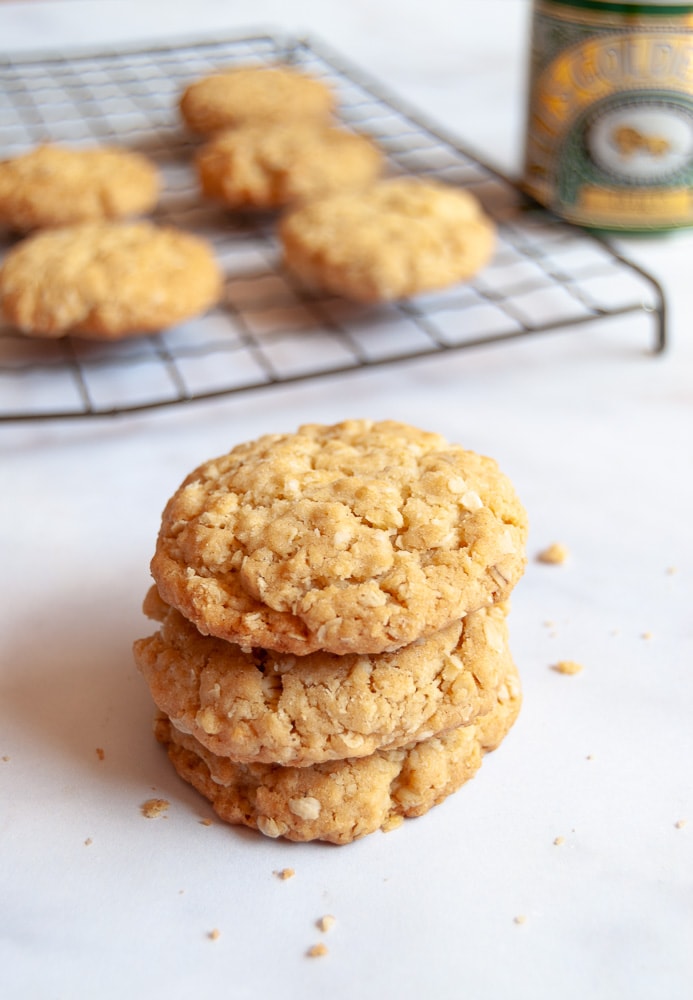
524, 0, 693, 230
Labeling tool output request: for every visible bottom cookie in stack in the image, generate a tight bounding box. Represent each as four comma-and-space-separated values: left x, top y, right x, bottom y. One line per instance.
134, 589, 522, 845
154, 661, 520, 845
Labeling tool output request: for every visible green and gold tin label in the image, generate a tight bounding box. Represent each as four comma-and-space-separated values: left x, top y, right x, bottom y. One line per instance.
524, 0, 693, 229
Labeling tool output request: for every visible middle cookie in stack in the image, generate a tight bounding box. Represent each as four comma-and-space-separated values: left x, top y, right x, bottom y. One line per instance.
135, 419, 528, 843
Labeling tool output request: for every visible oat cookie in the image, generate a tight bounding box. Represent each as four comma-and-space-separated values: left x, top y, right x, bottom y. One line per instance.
150, 420, 527, 656
0, 221, 222, 339
280, 177, 495, 302
0, 144, 160, 232
196, 122, 382, 210
134, 590, 512, 765
180, 65, 335, 135
154, 657, 521, 845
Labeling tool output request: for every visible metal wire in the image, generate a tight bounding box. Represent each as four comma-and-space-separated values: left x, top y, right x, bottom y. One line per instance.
0, 32, 666, 421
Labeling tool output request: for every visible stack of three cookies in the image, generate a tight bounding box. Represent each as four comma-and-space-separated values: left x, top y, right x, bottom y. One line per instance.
134, 420, 528, 844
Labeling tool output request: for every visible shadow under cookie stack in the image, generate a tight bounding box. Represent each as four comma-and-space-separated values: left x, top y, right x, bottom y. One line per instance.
133, 419, 528, 845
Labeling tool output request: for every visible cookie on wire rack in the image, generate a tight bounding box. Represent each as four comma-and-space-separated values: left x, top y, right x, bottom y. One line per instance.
180, 64, 335, 135
0, 221, 223, 340
280, 176, 496, 302
196, 121, 383, 209
0, 144, 160, 231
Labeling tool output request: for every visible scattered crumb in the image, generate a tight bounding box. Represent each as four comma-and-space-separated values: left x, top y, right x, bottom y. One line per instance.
553, 836, 565, 846
586, 754, 595, 761
84, 837, 93, 846
641, 631, 653, 640
307, 943, 328, 958
666, 566, 678, 575
199, 818, 213, 826
95, 748, 105, 761
2, 755, 10, 762
382, 814, 404, 833
543, 620, 555, 628
141, 798, 170, 818
675, 819, 687, 829
209, 929, 221, 941
514, 915, 527, 925
610, 629, 620, 636
317, 914, 336, 933
537, 542, 570, 565
551, 660, 583, 675
274, 867, 295, 880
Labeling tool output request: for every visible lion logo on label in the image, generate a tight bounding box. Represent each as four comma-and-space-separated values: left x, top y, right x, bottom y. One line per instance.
612, 126, 670, 159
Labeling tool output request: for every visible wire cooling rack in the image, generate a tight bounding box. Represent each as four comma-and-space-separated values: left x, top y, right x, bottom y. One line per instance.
0, 32, 666, 421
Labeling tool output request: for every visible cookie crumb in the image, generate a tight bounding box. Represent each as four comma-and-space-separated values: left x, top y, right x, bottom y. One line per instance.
586, 754, 595, 761
675, 819, 687, 829
666, 566, 678, 575
641, 631, 653, 640
553, 836, 565, 846
95, 747, 105, 761
307, 943, 328, 958
199, 818, 213, 826
209, 928, 221, 941
537, 542, 569, 565
514, 915, 527, 925
274, 868, 295, 880
2, 755, 10, 762
317, 914, 336, 933
84, 837, 93, 846
551, 660, 583, 675
382, 814, 404, 833
141, 798, 170, 818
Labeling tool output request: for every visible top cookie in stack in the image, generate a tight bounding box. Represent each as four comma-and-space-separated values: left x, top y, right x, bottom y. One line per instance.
150, 419, 528, 657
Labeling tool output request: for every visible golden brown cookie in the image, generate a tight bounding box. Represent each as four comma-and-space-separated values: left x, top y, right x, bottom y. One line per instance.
150, 420, 528, 656
0, 144, 160, 231
195, 122, 383, 210
154, 656, 521, 845
280, 177, 496, 302
0, 221, 223, 339
180, 65, 335, 135
134, 590, 513, 766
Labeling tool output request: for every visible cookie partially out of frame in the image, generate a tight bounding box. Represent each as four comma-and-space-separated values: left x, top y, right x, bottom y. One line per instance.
0, 221, 222, 339
180, 65, 335, 135
280, 177, 495, 302
150, 420, 527, 656
0, 144, 160, 231
135, 589, 512, 766
196, 122, 382, 209
154, 656, 521, 845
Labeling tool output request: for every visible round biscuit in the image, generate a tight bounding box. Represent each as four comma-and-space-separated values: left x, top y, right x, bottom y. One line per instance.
0, 221, 223, 339
134, 592, 513, 766
0, 144, 160, 231
154, 657, 521, 845
180, 65, 335, 135
150, 419, 528, 656
280, 177, 496, 302
196, 122, 382, 209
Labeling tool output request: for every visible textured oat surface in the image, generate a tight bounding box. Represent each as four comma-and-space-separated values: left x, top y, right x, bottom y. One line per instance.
196, 122, 383, 209
180, 65, 335, 134
0, 221, 222, 338
134, 590, 513, 765
280, 177, 496, 302
154, 655, 521, 845
151, 420, 528, 656
0, 144, 160, 231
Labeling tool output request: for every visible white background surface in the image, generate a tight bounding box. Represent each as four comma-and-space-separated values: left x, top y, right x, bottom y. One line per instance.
1, 2, 691, 998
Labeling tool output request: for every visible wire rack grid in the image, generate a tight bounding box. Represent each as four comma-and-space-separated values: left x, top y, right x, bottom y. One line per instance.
0, 32, 666, 422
